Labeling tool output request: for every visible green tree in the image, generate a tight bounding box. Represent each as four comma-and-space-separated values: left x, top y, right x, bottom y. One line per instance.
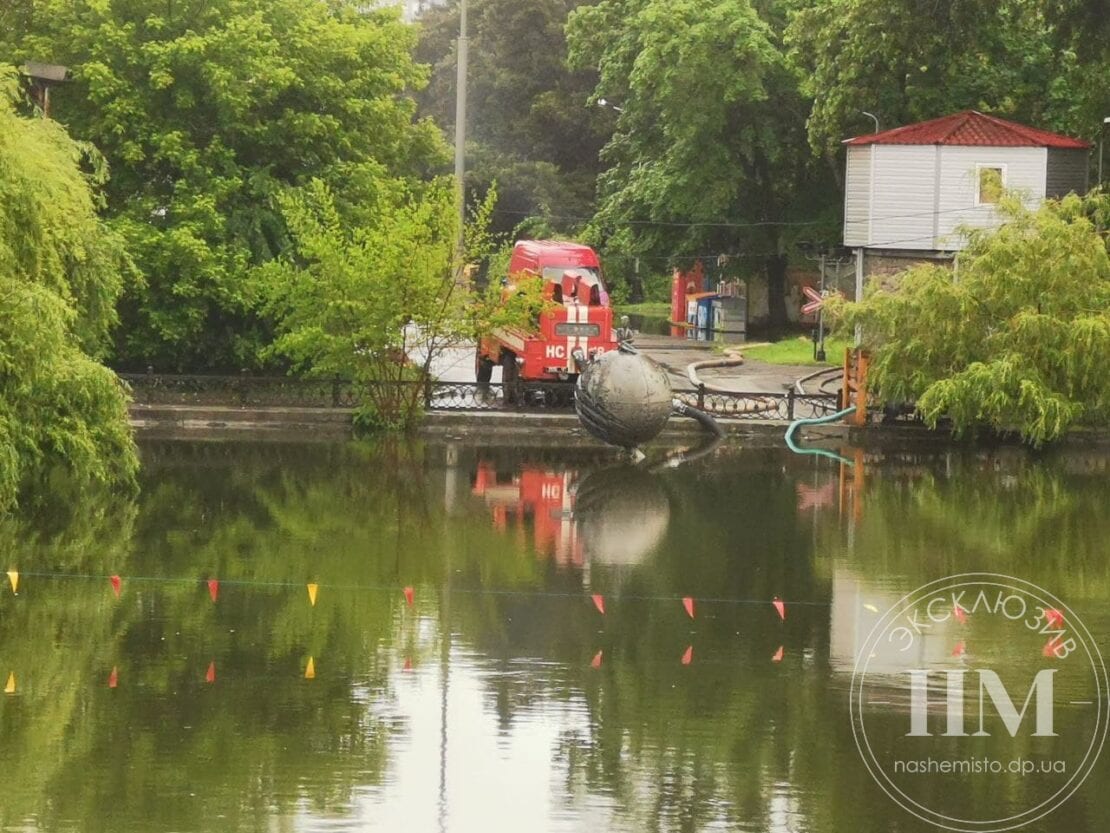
2, 0, 446, 370
786, 0, 1089, 155
567, 0, 839, 329
827, 195, 1110, 444
0, 68, 137, 512
415, 0, 609, 241
256, 179, 545, 430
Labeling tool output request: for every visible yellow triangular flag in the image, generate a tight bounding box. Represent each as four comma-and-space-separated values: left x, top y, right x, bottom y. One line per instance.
305, 657, 316, 680
307, 583, 318, 607
4, 673, 14, 694
6, 570, 17, 594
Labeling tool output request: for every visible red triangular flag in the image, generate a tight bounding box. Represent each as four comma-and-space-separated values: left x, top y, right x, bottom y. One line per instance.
591, 649, 603, 669
953, 603, 968, 625
1044, 608, 1064, 628
772, 597, 785, 621
591, 594, 605, 615
403, 657, 413, 672
110, 575, 121, 598
403, 586, 414, 607
108, 666, 119, 688
952, 640, 966, 658
1043, 638, 1062, 658
205, 661, 216, 684
207, 579, 219, 602
772, 645, 784, 663
682, 596, 695, 619
680, 645, 693, 665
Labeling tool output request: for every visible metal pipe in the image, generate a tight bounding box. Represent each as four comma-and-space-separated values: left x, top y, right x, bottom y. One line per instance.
854, 247, 864, 346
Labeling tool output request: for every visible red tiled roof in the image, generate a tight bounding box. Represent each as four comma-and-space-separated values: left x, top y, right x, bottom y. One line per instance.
844, 111, 1089, 149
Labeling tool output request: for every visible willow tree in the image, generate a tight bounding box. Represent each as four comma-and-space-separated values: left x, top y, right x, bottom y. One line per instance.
0, 69, 137, 511
828, 195, 1110, 445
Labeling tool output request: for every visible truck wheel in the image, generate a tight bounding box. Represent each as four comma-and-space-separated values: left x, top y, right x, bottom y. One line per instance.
475, 351, 494, 389
501, 353, 522, 405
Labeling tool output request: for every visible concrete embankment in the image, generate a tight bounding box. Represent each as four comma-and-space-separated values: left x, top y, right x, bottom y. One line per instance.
128, 402, 852, 445
129, 404, 358, 440
130, 402, 1110, 452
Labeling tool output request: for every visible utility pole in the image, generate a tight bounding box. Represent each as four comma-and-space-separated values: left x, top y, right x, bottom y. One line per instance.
854, 247, 865, 346
454, 0, 469, 258
816, 252, 826, 362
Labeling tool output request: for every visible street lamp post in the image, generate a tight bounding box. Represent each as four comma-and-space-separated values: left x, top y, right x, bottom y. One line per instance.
861, 111, 880, 133
21, 62, 67, 119
454, 0, 469, 254
597, 98, 624, 113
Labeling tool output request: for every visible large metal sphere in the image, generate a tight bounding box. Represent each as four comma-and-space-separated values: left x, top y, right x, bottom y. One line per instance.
575, 347, 672, 448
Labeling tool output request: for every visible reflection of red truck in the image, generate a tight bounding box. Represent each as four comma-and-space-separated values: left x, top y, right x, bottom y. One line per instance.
471, 461, 583, 566
477, 240, 617, 403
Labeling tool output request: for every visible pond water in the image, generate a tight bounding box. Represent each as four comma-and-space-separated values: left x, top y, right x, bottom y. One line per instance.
1, 438, 1108, 832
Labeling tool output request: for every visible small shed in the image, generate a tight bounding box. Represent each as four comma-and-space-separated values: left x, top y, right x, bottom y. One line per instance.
843, 111, 1090, 254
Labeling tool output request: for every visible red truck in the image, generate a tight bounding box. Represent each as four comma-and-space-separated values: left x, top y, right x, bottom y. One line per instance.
477, 240, 617, 403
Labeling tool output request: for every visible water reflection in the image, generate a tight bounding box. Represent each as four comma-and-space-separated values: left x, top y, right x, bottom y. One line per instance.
0, 439, 1107, 832
470, 461, 671, 569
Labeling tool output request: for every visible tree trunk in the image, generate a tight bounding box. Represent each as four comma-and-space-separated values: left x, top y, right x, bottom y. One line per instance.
628, 274, 645, 303
627, 258, 644, 303
826, 149, 844, 193
765, 253, 788, 333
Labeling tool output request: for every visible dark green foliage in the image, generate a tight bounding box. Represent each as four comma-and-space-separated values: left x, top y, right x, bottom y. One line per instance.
415, 0, 609, 241
3, 0, 447, 370
788, 0, 1108, 156
566, 0, 840, 326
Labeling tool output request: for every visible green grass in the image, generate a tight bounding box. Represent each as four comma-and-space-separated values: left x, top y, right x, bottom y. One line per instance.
615, 302, 672, 317
740, 335, 848, 366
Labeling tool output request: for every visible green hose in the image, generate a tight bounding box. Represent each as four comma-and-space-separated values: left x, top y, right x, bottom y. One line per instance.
784, 406, 857, 464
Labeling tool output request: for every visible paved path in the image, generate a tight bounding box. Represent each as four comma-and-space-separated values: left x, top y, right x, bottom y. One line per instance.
630, 335, 816, 393
419, 331, 821, 394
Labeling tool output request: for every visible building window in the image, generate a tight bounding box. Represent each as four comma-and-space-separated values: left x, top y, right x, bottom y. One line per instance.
976, 164, 1006, 205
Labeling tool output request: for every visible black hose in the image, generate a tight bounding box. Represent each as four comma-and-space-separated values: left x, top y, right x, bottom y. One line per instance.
670, 399, 725, 438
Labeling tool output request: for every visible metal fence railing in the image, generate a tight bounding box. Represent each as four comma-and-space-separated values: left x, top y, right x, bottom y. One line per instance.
673, 388, 843, 421
121, 373, 840, 421
118, 373, 364, 408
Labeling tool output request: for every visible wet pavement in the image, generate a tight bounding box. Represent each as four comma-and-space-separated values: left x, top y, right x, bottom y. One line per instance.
421, 333, 813, 394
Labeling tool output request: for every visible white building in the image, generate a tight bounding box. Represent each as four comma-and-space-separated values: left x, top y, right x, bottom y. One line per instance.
842, 111, 1089, 278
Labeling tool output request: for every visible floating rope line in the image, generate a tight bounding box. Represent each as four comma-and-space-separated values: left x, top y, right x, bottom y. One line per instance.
3, 568, 833, 611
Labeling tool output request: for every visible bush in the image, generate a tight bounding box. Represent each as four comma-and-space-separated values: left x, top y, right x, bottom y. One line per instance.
828, 195, 1110, 445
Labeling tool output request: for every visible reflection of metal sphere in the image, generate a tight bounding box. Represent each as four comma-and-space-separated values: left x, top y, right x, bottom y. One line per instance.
576, 347, 672, 448
574, 466, 670, 565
